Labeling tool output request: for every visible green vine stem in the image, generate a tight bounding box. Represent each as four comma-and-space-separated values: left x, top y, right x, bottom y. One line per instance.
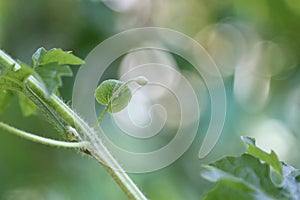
0, 50, 147, 200
0, 121, 87, 148
94, 104, 110, 129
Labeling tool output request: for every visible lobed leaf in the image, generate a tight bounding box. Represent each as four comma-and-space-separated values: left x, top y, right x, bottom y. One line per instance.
35, 62, 73, 96
31, 47, 84, 97
0, 47, 83, 115
32, 47, 83, 68
242, 136, 282, 178
201, 137, 300, 200
201, 154, 284, 200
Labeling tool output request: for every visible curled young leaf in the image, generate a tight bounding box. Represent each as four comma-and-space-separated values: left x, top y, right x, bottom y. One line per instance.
95, 79, 132, 113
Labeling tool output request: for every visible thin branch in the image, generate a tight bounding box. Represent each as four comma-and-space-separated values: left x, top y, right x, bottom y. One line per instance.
0, 121, 87, 148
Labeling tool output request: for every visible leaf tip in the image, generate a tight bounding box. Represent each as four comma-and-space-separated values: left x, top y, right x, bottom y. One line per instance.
241, 136, 256, 145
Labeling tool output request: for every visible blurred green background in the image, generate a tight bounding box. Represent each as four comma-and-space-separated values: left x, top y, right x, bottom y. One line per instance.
0, 0, 300, 199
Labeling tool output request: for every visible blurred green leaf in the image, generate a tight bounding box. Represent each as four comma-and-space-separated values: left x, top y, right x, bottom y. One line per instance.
0, 61, 35, 115
0, 90, 13, 113
202, 179, 256, 200
201, 154, 283, 200
17, 92, 38, 117
201, 137, 300, 200
242, 136, 282, 178
0, 62, 34, 91
281, 163, 300, 199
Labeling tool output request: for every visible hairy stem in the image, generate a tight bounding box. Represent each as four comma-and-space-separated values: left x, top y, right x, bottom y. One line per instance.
94, 105, 109, 129
26, 76, 147, 200
0, 50, 147, 200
